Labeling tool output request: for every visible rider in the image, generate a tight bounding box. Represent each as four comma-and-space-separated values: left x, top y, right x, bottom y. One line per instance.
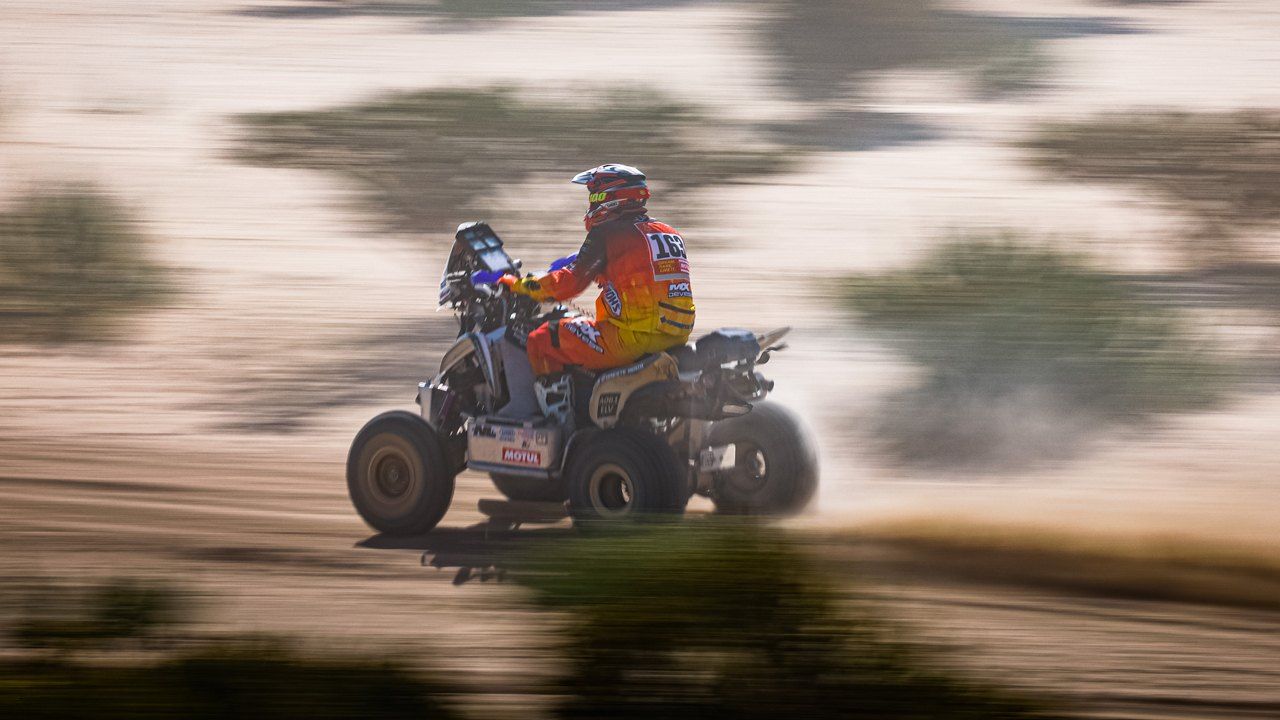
499, 164, 696, 377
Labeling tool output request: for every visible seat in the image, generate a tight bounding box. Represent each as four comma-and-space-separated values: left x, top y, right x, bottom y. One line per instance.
667, 344, 701, 374
689, 329, 760, 369
580, 329, 758, 380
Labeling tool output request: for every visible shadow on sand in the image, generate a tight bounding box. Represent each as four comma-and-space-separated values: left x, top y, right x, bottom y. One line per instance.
358, 500, 575, 585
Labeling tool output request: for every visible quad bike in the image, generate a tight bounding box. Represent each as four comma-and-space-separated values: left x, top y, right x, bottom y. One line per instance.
346, 222, 818, 535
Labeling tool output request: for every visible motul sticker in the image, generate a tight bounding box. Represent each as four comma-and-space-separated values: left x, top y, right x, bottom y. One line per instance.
502, 447, 542, 466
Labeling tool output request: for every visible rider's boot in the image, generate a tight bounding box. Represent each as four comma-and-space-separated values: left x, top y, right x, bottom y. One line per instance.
534, 373, 573, 425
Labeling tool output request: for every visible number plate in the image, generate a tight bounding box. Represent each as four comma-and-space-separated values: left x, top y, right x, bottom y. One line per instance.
699, 444, 736, 473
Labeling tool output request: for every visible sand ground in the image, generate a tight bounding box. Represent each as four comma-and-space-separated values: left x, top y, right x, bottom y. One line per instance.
2, 0, 1279, 717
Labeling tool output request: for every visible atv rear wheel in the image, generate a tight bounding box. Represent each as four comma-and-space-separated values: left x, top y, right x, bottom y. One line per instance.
490, 473, 567, 503
708, 401, 818, 516
566, 429, 685, 527
347, 411, 456, 536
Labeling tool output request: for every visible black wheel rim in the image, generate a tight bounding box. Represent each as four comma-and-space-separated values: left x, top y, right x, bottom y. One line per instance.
728, 443, 769, 495
374, 453, 412, 498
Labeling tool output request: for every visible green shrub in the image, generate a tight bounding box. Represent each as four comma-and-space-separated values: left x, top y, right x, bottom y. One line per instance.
971, 38, 1052, 98
426, 0, 695, 18
12, 578, 184, 652
520, 522, 1062, 720
235, 87, 789, 235
757, 0, 1051, 102
1, 579, 459, 719
0, 641, 457, 719
1023, 112, 1280, 263
242, 0, 698, 20
0, 186, 169, 343
845, 236, 1224, 466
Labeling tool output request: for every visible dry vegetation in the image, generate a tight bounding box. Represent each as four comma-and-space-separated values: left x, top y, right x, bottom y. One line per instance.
0, 186, 170, 343
518, 523, 1063, 720
835, 517, 1280, 610
0, 578, 458, 718
235, 87, 789, 236
1024, 111, 1280, 264
756, 0, 1053, 102
845, 236, 1224, 467
3, 526, 1066, 718
239, 0, 699, 20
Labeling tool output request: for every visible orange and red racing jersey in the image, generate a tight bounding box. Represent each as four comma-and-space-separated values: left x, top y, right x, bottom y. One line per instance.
512, 213, 695, 340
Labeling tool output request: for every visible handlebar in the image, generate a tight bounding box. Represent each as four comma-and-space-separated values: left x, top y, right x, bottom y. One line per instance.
470, 269, 507, 287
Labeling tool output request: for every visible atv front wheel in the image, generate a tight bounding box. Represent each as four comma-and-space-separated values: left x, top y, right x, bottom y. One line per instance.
347, 411, 456, 535
566, 429, 685, 526
708, 401, 818, 516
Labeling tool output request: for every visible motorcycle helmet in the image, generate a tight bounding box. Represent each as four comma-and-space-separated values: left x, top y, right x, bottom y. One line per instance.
571, 163, 649, 230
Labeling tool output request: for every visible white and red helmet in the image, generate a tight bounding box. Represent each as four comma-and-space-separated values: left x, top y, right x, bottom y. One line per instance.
571, 163, 650, 230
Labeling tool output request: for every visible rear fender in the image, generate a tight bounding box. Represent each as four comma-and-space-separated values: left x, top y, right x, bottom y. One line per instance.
557, 427, 598, 475
589, 353, 679, 429
620, 380, 705, 422
756, 326, 791, 352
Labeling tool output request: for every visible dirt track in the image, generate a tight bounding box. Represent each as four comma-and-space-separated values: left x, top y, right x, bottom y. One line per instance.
2, 1, 1280, 717
3, 434, 1279, 719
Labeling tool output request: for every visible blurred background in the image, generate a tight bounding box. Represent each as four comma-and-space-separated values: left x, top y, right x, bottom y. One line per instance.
2, 0, 1279, 717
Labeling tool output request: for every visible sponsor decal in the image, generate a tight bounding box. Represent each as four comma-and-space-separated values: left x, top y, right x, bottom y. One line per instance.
597, 392, 621, 418
498, 428, 516, 442
502, 447, 542, 466
667, 281, 692, 299
588, 191, 608, 203
653, 258, 689, 281
599, 356, 650, 381
534, 432, 549, 446
565, 318, 605, 354
603, 283, 623, 316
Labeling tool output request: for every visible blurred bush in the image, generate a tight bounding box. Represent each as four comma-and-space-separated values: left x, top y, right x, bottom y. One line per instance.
4, 536, 1063, 719
12, 578, 185, 654
0, 641, 457, 719
845, 236, 1224, 467
757, 0, 1051, 102
971, 38, 1052, 99
520, 522, 1062, 719
0, 186, 170, 343
1024, 112, 1280, 264
409, 0, 695, 19
235, 87, 788, 235
0, 579, 460, 719
241, 0, 699, 21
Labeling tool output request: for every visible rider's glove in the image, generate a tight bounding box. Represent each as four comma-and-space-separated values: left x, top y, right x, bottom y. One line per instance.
500, 274, 543, 297
470, 269, 505, 287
